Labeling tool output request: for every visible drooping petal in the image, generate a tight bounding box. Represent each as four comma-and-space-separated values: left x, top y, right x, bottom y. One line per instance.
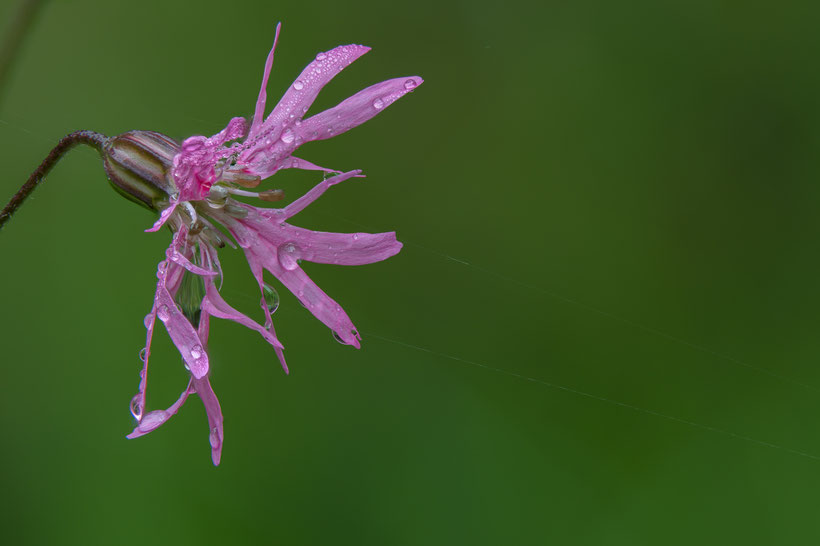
127, 379, 194, 439
241, 242, 361, 347
201, 278, 286, 352
155, 277, 209, 379
145, 201, 178, 232
255, 277, 289, 374
167, 224, 218, 276
192, 375, 224, 466
294, 76, 423, 144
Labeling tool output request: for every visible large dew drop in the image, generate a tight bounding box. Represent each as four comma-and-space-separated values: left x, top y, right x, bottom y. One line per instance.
157, 304, 170, 322
277, 243, 301, 271
263, 283, 280, 314
130, 395, 143, 421
280, 128, 295, 144
293, 80, 304, 91
190, 344, 202, 360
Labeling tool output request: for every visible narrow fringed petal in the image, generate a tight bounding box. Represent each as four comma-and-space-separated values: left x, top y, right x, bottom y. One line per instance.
192, 375, 224, 466
152, 243, 209, 379
249, 22, 282, 137
277, 228, 403, 265
246, 43, 371, 147
243, 242, 361, 347
127, 380, 194, 439
167, 225, 217, 276
250, 155, 339, 179
278, 169, 363, 219
295, 76, 423, 144
145, 201, 178, 232
201, 278, 286, 352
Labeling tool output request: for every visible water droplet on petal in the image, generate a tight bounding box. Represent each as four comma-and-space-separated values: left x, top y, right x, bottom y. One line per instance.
144, 313, 154, 329
139, 348, 147, 362
190, 344, 202, 360
404, 78, 417, 90
209, 427, 220, 449
353, 233, 359, 240
293, 80, 304, 90
332, 330, 347, 344
278, 243, 300, 271
316, 52, 326, 61
263, 283, 280, 314
280, 128, 295, 144
372, 98, 384, 109
130, 395, 143, 421
157, 305, 170, 322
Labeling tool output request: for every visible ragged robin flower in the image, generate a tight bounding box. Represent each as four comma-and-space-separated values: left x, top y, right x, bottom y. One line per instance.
0, 23, 422, 465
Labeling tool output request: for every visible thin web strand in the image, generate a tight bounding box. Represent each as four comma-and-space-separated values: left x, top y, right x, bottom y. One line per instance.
364, 331, 820, 462
319, 210, 820, 394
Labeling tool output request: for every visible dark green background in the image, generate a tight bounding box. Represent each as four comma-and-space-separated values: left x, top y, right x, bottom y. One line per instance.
2, 0, 820, 544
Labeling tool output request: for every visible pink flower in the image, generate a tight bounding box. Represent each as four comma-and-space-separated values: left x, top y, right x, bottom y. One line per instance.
122, 24, 422, 465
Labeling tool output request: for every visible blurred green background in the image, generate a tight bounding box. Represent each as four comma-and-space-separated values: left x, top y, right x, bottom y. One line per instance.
2, 0, 820, 544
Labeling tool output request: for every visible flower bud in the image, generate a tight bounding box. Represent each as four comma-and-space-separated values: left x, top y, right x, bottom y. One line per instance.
103, 131, 180, 210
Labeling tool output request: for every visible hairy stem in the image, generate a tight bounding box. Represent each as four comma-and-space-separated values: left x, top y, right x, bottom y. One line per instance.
0, 130, 108, 231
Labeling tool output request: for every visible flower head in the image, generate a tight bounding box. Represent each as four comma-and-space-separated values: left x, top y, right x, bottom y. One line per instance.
115, 24, 422, 465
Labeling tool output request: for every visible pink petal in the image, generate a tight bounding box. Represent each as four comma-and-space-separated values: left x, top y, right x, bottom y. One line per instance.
249, 155, 340, 179
294, 76, 423, 144
251, 44, 371, 145
155, 281, 209, 379
249, 23, 282, 138
201, 279, 286, 352
145, 201, 177, 232
278, 228, 403, 265
277, 169, 363, 220
192, 375, 224, 466
127, 380, 194, 439
242, 242, 361, 348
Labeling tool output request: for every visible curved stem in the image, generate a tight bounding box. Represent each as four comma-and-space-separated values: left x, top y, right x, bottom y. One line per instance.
0, 130, 108, 231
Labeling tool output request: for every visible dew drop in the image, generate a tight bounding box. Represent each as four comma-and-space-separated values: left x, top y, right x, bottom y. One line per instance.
209, 427, 220, 449
293, 80, 304, 90
190, 344, 202, 360
144, 313, 153, 329
404, 78, 417, 90
280, 128, 295, 144
157, 304, 170, 322
278, 243, 300, 271
130, 395, 143, 421
316, 52, 326, 61
139, 348, 147, 362
372, 98, 384, 109
332, 330, 347, 344
262, 283, 280, 314
353, 233, 359, 240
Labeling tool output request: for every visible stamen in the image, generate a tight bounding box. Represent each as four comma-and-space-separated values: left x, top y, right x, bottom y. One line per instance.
220, 170, 262, 188
259, 189, 285, 202
225, 188, 260, 198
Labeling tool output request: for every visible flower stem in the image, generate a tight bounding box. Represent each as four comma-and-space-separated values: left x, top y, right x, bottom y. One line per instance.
0, 130, 108, 231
